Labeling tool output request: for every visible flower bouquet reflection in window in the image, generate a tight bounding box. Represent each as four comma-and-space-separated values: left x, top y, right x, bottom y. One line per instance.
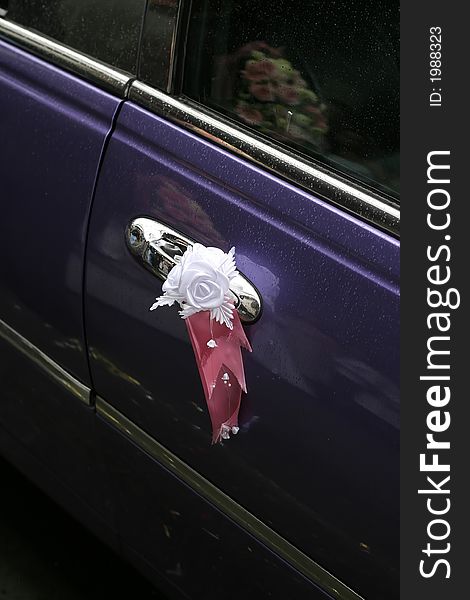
215, 42, 328, 151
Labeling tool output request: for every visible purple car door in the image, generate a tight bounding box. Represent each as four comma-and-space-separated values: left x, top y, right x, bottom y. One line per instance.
0, 1, 145, 542
85, 2, 400, 599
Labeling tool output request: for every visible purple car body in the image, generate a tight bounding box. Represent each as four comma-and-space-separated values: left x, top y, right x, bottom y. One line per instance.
0, 5, 399, 600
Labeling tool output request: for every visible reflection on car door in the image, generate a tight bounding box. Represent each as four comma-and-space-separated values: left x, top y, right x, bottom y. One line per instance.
85, 93, 399, 599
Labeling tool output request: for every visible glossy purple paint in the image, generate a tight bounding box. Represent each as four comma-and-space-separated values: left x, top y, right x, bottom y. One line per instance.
97, 413, 338, 600
85, 102, 399, 599
0, 34, 399, 600
0, 39, 122, 558
0, 40, 121, 383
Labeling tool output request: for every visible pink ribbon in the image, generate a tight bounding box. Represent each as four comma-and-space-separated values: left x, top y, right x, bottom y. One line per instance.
185, 311, 252, 443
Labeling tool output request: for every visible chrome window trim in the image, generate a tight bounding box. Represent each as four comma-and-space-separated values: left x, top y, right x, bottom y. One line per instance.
0, 18, 133, 97
0, 18, 400, 236
0, 318, 91, 405
129, 81, 400, 237
97, 397, 365, 600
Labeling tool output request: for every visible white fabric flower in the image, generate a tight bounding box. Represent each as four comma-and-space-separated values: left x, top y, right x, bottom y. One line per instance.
150, 243, 238, 329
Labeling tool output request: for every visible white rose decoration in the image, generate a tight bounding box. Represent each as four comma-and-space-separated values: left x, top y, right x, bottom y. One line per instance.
150, 243, 238, 329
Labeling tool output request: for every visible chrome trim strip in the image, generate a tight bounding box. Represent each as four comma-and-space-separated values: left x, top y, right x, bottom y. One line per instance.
0, 19, 132, 97
97, 397, 365, 600
129, 81, 400, 237
0, 318, 91, 405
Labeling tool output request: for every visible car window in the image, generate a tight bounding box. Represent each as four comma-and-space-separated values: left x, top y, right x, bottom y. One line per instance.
182, 0, 399, 199
4, 0, 147, 73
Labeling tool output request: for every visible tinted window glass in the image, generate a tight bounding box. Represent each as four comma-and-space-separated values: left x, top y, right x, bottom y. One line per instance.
183, 0, 399, 198
6, 0, 146, 73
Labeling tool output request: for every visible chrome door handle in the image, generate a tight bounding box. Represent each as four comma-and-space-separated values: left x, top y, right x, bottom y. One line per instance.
126, 217, 262, 324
